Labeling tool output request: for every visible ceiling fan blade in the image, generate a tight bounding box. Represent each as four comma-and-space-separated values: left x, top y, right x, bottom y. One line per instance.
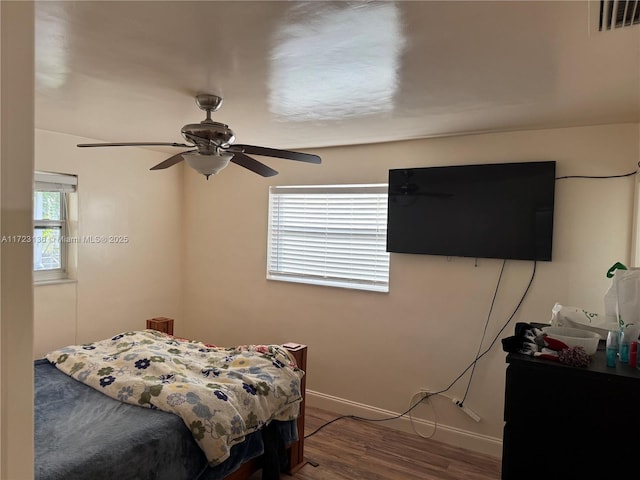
77, 142, 193, 148
231, 152, 278, 177
150, 150, 196, 170
232, 144, 321, 164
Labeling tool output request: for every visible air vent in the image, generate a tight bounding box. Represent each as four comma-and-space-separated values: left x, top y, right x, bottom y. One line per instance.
599, 0, 640, 30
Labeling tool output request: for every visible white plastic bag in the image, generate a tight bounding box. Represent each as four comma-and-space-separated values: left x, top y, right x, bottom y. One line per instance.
615, 269, 640, 340
603, 263, 640, 342
550, 303, 617, 339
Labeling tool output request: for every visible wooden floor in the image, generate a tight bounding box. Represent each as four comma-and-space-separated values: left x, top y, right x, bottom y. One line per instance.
250, 406, 502, 480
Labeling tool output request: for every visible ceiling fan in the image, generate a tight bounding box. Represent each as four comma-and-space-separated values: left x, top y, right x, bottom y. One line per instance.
77, 94, 321, 179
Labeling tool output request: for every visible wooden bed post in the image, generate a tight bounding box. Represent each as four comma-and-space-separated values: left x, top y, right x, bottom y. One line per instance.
283, 343, 307, 473
146, 317, 174, 335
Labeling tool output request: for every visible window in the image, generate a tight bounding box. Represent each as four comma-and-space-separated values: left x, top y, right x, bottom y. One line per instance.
34, 172, 77, 282
267, 184, 389, 292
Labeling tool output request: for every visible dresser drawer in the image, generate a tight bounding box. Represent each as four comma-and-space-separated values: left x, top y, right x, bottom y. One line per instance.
504, 360, 635, 427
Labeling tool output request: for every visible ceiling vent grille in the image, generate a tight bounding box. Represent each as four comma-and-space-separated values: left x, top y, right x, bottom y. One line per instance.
599, 0, 640, 30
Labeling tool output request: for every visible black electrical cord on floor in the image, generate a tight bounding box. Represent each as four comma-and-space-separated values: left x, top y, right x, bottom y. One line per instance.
304, 392, 428, 439
304, 260, 537, 440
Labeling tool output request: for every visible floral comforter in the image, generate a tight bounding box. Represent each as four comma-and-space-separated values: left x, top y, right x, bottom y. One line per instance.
45, 330, 304, 466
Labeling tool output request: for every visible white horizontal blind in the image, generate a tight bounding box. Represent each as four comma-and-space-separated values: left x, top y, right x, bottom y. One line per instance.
34, 171, 77, 193
268, 184, 389, 292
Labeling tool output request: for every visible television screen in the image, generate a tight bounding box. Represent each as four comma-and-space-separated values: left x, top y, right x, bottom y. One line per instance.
386, 161, 556, 261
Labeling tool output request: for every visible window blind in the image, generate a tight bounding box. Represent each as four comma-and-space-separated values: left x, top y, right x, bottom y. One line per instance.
268, 184, 389, 292
34, 171, 77, 193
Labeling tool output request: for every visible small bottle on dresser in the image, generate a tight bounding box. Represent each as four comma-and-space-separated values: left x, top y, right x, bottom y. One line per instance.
630, 341, 638, 367
619, 329, 630, 363
606, 330, 619, 368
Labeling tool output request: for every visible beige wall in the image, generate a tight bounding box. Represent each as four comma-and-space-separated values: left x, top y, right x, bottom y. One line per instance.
182, 123, 639, 455
33, 130, 184, 357
1, 2, 35, 478
0, 2, 631, 471
28, 123, 640, 456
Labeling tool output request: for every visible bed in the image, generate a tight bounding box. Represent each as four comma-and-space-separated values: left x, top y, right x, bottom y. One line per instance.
34, 326, 307, 480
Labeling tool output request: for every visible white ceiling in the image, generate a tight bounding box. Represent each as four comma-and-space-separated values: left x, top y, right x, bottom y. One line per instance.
35, 1, 640, 153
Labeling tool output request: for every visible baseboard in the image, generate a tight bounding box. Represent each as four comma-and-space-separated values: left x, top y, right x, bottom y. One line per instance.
306, 389, 503, 458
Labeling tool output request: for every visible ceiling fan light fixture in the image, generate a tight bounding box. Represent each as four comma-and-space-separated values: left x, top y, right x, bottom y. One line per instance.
183, 151, 233, 179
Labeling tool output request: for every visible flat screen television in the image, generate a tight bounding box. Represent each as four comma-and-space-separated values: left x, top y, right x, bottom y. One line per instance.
386, 161, 556, 261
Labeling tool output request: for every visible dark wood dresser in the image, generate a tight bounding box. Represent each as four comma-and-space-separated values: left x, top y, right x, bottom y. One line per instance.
503, 348, 640, 479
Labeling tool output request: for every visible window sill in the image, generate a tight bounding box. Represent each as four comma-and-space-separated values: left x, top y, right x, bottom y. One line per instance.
267, 275, 389, 293
34, 278, 77, 287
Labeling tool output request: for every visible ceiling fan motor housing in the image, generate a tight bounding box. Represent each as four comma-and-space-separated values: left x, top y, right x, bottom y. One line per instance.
181, 121, 236, 153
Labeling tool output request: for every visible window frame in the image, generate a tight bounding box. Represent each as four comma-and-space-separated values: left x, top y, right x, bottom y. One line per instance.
33, 171, 77, 283
267, 183, 390, 293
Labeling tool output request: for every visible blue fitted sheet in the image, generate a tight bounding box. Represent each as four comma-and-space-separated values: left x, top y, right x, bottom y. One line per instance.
34, 359, 297, 480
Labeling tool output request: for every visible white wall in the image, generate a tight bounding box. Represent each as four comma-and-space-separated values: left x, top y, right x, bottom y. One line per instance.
33, 130, 184, 357
182, 123, 639, 456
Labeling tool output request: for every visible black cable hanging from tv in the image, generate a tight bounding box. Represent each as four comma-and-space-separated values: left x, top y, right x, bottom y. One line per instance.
304, 260, 538, 439
556, 162, 639, 180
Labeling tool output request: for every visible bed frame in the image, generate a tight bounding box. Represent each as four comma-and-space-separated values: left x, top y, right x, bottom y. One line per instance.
224, 342, 307, 479
146, 319, 307, 479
